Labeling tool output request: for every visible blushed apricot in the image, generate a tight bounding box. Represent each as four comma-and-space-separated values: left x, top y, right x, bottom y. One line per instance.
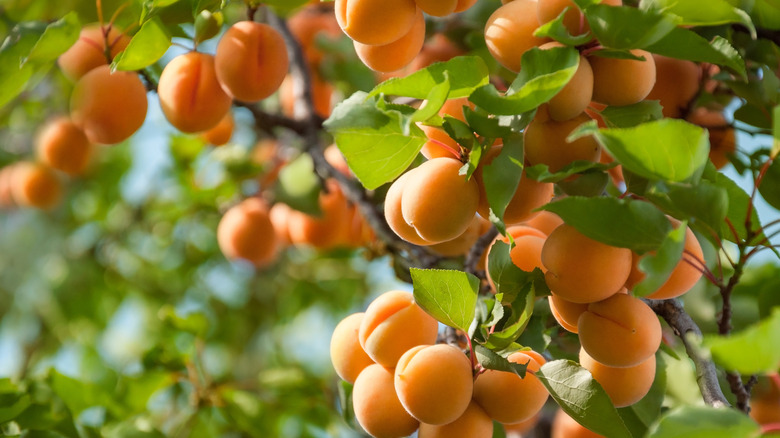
385, 171, 433, 245
536, 0, 621, 36
578, 293, 661, 368
158, 52, 231, 133
335, 0, 419, 46
542, 224, 632, 303
645, 55, 700, 118
418, 400, 493, 438
429, 215, 491, 257
551, 409, 604, 438
359, 290, 439, 367
10, 162, 62, 210
36, 117, 93, 176
330, 313, 375, 383
473, 351, 549, 424
354, 10, 425, 73
484, 0, 550, 72
217, 198, 277, 268
215, 21, 289, 103
70, 65, 148, 145
402, 157, 481, 243
394, 344, 473, 425
352, 364, 420, 438
415, 0, 476, 16
288, 179, 352, 249
548, 293, 588, 333
58, 24, 130, 81
201, 111, 234, 146
521, 210, 563, 236
589, 49, 656, 106
579, 348, 656, 407
524, 107, 601, 173
687, 108, 736, 169
539, 42, 593, 122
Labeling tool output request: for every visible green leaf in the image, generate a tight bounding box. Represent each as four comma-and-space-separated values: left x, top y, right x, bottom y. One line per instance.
541, 196, 671, 253
369, 56, 489, 99
481, 133, 524, 230
113, 17, 171, 71
646, 181, 728, 237
525, 160, 616, 184
325, 92, 426, 190
0, 22, 45, 107
410, 76, 450, 123
758, 156, 780, 210
193, 10, 224, 44
705, 307, 780, 374
470, 46, 579, 116
646, 29, 746, 79
646, 405, 761, 438
22, 12, 81, 65
584, 4, 679, 49
598, 100, 664, 128
632, 222, 687, 297
159, 305, 210, 337
618, 354, 667, 434
49, 371, 124, 418
410, 268, 480, 331
273, 153, 322, 216
0, 393, 31, 423
537, 360, 633, 438
773, 105, 780, 158
707, 171, 760, 242
474, 345, 528, 378
485, 286, 536, 350
534, 7, 594, 46
641, 0, 756, 38
487, 241, 548, 298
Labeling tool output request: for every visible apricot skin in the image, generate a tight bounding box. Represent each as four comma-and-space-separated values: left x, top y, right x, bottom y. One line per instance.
354, 9, 425, 73
158, 52, 232, 133
521, 210, 563, 236
287, 180, 351, 249
70, 65, 148, 145
217, 198, 277, 268
578, 293, 662, 368
359, 290, 439, 368
215, 21, 289, 103
36, 118, 93, 176
385, 171, 433, 246
415, 0, 475, 16
580, 348, 655, 407
484, 0, 550, 72
418, 400, 493, 438
687, 108, 736, 169
394, 344, 473, 425
551, 409, 604, 438
589, 49, 656, 107
645, 55, 700, 118
548, 293, 588, 333
352, 364, 420, 438
540, 42, 594, 122
330, 313, 374, 383
287, 7, 341, 67
201, 112, 234, 146
420, 97, 473, 159
10, 162, 63, 210
524, 108, 601, 173
429, 215, 490, 257
335, 0, 419, 46
58, 24, 130, 81
542, 224, 632, 303
536, 0, 621, 36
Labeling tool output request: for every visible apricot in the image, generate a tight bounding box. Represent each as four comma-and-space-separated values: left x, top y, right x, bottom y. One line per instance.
409, 34, 464, 72
215, 21, 289, 103
384, 171, 433, 246
36, 117, 93, 176
394, 344, 473, 425
280, 72, 333, 119
352, 364, 420, 438
485, 0, 550, 72
750, 374, 780, 425
10, 162, 62, 210
521, 211, 563, 236
70, 65, 148, 145
472, 351, 549, 424
58, 24, 130, 81
201, 111, 234, 146
551, 409, 604, 438
288, 180, 352, 249
579, 348, 655, 407
354, 10, 425, 73
686, 108, 736, 169
542, 224, 632, 303
401, 158, 480, 243
429, 215, 491, 257
217, 198, 277, 267
548, 293, 588, 333
335, 0, 419, 46
589, 49, 656, 107
418, 400, 493, 438
485, 225, 548, 287
0, 166, 16, 208
268, 202, 293, 248
578, 293, 662, 368
502, 412, 540, 437
359, 290, 439, 367
415, 0, 477, 16
536, 0, 621, 37
645, 55, 700, 118
524, 107, 601, 173
539, 42, 593, 122
477, 168, 553, 225
330, 313, 375, 383
158, 52, 231, 133
288, 6, 342, 67
420, 97, 473, 159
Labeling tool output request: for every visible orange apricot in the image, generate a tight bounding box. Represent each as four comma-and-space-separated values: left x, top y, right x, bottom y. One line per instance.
352, 364, 420, 438
551, 409, 604, 438
0, 166, 17, 208
750, 374, 780, 425
384, 170, 434, 246
578, 293, 662, 368
158, 52, 232, 133
359, 290, 439, 367
548, 293, 588, 333
287, 179, 352, 249
415, 0, 476, 16
589, 49, 656, 107
536, 0, 621, 36
217, 198, 277, 268
280, 72, 333, 119
484, 0, 550, 73
686, 108, 736, 169
215, 21, 289, 103
645, 55, 700, 118
579, 348, 656, 407
539, 42, 594, 122
201, 111, 234, 146
542, 224, 632, 303
419, 97, 473, 159
330, 313, 375, 383
354, 9, 426, 73
418, 400, 493, 438
521, 210, 563, 236
409, 34, 464, 72
70, 65, 148, 145
288, 6, 342, 67
429, 215, 491, 257
524, 107, 601, 173
394, 344, 473, 425
10, 162, 62, 210
335, 0, 419, 46
268, 202, 293, 248
472, 351, 549, 424
36, 117, 93, 176
58, 24, 130, 81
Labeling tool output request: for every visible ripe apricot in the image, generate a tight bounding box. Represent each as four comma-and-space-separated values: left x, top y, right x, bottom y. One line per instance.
395, 344, 473, 425
409, 34, 464, 72
359, 290, 439, 367
476, 167, 553, 226
687, 108, 736, 169
589, 49, 656, 107
419, 97, 473, 159
58, 24, 130, 81
418, 400, 493, 438
484, 0, 550, 72
288, 6, 342, 67
70, 65, 148, 145
548, 293, 588, 333
429, 215, 491, 257
214, 21, 289, 103
217, 198, 277, 268
268, 202, 293, 248
503, 412, 540, 437
536, 0, 621, 37
524, 107, 601, 173
521, 210, 563, 236
645, 55, 700, 118
0, 166, 16, 208
36, 117, 93, 176
385, 171, 433, 246
330, 313, 375, 383
539, 42, 593, 122
472, 351, 549, 424
579, 348, 655, 407
158, 52, 231, 133
10, 162, 62, 210
542, 224, 632, 303
352, 364, 420, 438
750, 374, 780, 425
551, 409, 604, 438
354, 9, 426, 73
288, 180, 352, 249
401, 158, 480, 243
578, 293, 662, 368
335, 0, 419, 46
201, 112, 234, 146
415, 0, 477, 16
